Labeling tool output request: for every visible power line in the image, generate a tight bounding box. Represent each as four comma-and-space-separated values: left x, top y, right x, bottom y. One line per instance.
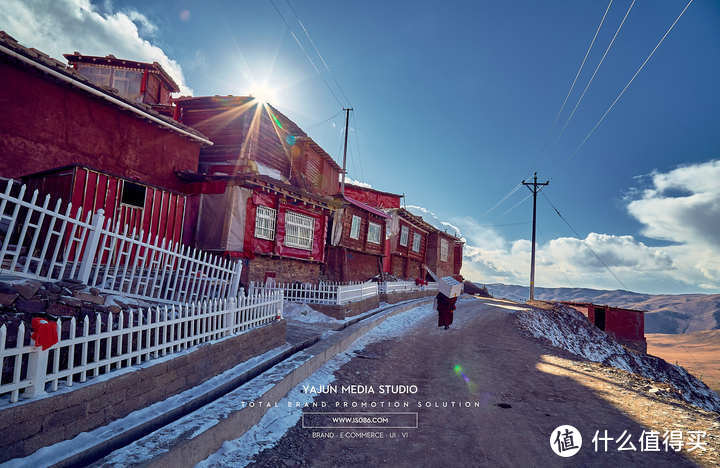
557, 0, 636, 140
501, 191, 533, 217
541, 191, 628, 290
285, 0, 352, 107
304, 110, 342, 130
268, 0, 345, 108
570, 0, 695, 159
555, 0, 614, 124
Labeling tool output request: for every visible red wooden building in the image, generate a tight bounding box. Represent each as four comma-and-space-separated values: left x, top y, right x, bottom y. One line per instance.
386, 208, 435, 280
426, 230, 464, 279
184, 174, 332, 284
173, 96, 344, 285
325, 196, 388, 282
0, 32, 211, 196
562, 302, 647, 353
174, 96, 342, 195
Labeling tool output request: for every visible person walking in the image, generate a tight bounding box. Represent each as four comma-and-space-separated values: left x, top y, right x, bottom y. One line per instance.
434, 292, 457, 330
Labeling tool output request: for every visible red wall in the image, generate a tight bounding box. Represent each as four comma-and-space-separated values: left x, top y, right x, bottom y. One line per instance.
343, 185, 401, 209
0, 61, 201, 192
23, 166, 186, 262
337, 204, 386, 256
244, 190, 327, 263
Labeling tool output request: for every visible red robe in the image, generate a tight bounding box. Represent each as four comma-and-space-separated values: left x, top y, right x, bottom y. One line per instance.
436, 293, 457, 327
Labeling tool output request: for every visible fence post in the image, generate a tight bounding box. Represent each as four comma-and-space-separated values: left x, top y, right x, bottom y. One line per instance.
228, 260, 242, 299
26, 347, 49, 398
277, 291, 284, 319
78, 209, 105, 284
227, 297, 237, 335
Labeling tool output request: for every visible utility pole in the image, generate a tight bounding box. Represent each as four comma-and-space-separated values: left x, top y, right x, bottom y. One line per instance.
522, 172, 549, 301
340, 107, 353, 195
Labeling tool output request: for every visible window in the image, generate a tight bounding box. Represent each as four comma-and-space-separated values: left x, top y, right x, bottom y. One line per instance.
367, 222, 381, 244
77, 64, 112, 88
112, 69, 143, 102
350, 215, 361, 240
412, 232, 421, 253
440, 238, 449, 262
255, 205, 277, 240
120, 181, 146, 208
284, 211, 314, 250
400, 225, 409, 246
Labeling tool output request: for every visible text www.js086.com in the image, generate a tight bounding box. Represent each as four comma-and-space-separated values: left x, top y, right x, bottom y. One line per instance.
330, 416, 390, 424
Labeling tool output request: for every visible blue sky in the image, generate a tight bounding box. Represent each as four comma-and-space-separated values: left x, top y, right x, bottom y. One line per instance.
2, 0, 719, 294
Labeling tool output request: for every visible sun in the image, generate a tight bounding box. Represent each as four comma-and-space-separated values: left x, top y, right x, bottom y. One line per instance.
249, 82, 278, 104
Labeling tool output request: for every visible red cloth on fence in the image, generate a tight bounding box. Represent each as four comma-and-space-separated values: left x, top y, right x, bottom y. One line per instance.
30, 318, 58, 350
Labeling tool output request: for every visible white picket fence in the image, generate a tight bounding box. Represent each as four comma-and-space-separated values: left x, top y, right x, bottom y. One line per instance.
250, 280, 438, 306
0, 290, 282, 404
0, 180, 240, 304
379, 280, 439, 294
337, 281, 379, 304
249, 280, 380, 305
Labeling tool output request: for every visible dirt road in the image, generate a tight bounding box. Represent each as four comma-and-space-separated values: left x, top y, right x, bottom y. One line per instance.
235, 298, 717, 467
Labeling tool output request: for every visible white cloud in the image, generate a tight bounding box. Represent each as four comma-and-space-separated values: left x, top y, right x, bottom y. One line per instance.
404, 161, 720, 294
628, 160, 720, 249
0, 0, 193, 95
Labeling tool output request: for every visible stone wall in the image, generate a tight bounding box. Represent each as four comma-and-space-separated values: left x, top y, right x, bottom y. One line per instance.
311, 296, 381, 320
0, 320, 286, 462
380, 289, 437, 304
246, 256, 322, 284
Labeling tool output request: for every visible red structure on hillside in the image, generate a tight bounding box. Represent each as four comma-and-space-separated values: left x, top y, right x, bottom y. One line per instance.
562, 302, 647, 353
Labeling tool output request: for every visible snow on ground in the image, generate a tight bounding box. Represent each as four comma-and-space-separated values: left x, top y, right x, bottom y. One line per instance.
516, 305, 720, 413
2, 344, 292, 468
197, 302, 436, 467
282, 302, 338, 324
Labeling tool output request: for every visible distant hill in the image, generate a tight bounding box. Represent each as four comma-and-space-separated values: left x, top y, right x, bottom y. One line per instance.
485, 283, 720, 334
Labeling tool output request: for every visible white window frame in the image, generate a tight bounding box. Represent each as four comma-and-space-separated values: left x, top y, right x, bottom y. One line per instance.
284, 210, 315, 250
400, 225, 409, 246
350, 215, 361, 240
412, 232, 421, 253
367, 222, 381, 244
255, 205, 277, 241
440, 238, 449, 262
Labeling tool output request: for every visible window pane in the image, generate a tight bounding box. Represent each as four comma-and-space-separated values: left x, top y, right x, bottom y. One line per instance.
368, 222, 381, 244
350, 215, 361, 240
284, 211, 314, 250
77, 64, 112, 88
400, 225, 409, 246
412, 232, 421, 252
112, 69, 143, 102
440, 238, 449, 261
255, 205, 276, 240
